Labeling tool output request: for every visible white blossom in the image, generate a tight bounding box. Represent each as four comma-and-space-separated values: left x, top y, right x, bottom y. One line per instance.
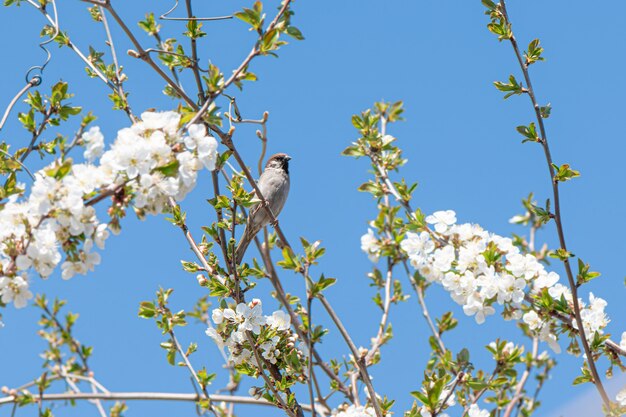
333, 404, 376, 417
361, 229, 380, 263
205, 327, 224, 348
467, 404, 489, 417
266, 310, 291, 331
425, 210, 457, 234
82, 126, 105, 162
0, 275, 33, 308
523, 310, 542, 331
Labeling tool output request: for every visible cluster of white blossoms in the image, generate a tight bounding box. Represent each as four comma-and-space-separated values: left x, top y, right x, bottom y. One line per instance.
362, 210, 612, 354
206, 299, 306, 368
332, 404, 376, 417
0, 111, 218, 310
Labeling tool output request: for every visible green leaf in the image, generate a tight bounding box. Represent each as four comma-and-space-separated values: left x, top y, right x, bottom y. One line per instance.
493, 75, 524, 99
234, 1, 264, 31
138, 301, 157, 318
181, 260, 200, 273
208, 277, 230, 297
184, 19, 206, 39
155, 159, 180, 177
197, 367, 216, 387
341, 143, 365, 158
548, 248, 574, 261
138, 12, 160, 35
577, 258, 601, 285
516, 122, 539, 143
277, 247, 301, 271
552, 163, 580, 182
286, 26, 304, 40
311, 274, 336, 297
524, 38, 545, 65
45, 158, 73, 180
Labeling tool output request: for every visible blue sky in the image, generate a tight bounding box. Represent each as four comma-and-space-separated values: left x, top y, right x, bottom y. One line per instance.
1, 1, 625, 416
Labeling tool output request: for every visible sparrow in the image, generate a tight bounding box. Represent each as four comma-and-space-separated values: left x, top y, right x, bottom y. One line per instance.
235, 153, 291, 263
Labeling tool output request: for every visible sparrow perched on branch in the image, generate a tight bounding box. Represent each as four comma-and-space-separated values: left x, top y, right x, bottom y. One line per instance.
235, 153, 291, 264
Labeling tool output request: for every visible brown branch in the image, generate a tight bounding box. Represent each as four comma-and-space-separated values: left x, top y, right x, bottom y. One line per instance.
318, 294, 383, 417
99, 6, 135, 122
403, 261, 447, 354
168, 328, 218, 416
86, 0, 197, 109
186, 0, 293, 127
0, 391, 321, 412
184, 0, 205, 103
502, 337, 538, 417
498, 0, 610, 406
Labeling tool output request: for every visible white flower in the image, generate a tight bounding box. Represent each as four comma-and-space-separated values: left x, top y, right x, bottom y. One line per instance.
507, 253, 541, 281
496, 273, 526, 305
361, 229, 380, 263
260, 336, 281, 364
141, 111, 181, 136
177, 151, 200, 187
195, 135, 218, 170
212, 309, 224, 324
463, 294, 495, 324
425, 210, 457, 234
82, 126, 105, 162
236, 301, 266, 334
230, 348, 252, 365
548, 283, 572, 302
333, 404, 376, 417
538, 326, 561, 354
534, 271, 559, 291
401, 231, 434, 267
467, 404, 489, 417
0, 275, 33, 308
523, 310, 542, 331
266, 310, 291, 331
580, 293, 609, 338
221, 301, 266, 335
620, 331, 626, 351
205, 327, 224, 348
184, 124, 218, 170
432, 245, 455, 273
94, 224, 109, 249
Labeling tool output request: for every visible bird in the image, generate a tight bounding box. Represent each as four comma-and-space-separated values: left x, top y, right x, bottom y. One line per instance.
235, 153, 291, 264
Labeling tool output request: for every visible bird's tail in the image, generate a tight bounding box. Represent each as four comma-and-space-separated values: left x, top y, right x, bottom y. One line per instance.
235, 227, 254, 264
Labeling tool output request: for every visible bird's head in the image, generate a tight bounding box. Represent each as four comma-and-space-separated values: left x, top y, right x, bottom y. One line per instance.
266, 153, 291, 174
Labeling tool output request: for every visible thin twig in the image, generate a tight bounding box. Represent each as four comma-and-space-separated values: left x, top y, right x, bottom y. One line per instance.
0, 391, 321, 411
186, 0, 293, 127
403, 261, 446, 353
99, 6, 135, 122
318, 295, 383, 417
27, 0, 114, 89
498, 0, 610, 406
168, 328, 218, 417
184, 0, 205, 103
365, 259, 393, 365
167, 197, 223, 283
502, 337, 538, 417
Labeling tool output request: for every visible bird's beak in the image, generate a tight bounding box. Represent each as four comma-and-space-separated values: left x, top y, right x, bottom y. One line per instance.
285, 155, 292, 161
